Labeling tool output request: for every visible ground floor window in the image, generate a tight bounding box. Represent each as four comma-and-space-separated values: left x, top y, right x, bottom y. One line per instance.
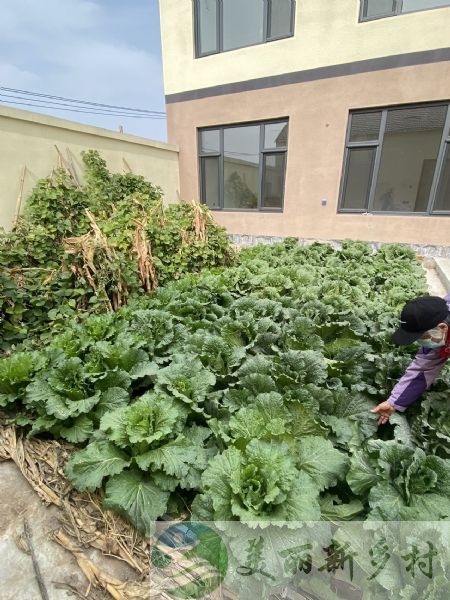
339, 102, 450, 215
199, 120, 288, 211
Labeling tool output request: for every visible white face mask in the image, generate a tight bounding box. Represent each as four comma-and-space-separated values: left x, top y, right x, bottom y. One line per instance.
417, 326, 447, 349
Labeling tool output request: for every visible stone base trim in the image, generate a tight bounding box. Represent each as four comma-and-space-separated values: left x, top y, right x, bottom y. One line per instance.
229, 234, 450, 258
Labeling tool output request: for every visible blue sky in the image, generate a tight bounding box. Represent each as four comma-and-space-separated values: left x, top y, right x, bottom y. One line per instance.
0, 0, 167, 141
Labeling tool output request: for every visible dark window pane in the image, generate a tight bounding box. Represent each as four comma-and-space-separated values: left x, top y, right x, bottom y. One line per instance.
402, 0, 450, 13
224, 125, 260, 209
268, 0, 293, 38
202, 157, 220, 209
197, 0, 218, 55
201, 129, 220, 154
364, 0, 396, 17
373, 105, 446, 212
264, 122, 288, 149
262, 153, 285, 208
223, 0, 264, 51
341, 148, 375, 210
350, 112, 382, 142
434, 144, 450, 211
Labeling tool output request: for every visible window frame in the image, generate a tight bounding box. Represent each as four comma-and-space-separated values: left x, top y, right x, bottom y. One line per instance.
338, 102, 450, 216
193, 0, 296, 58
198, 119, 289, 212
431, 119, 450, 214
360, 0, 450, 22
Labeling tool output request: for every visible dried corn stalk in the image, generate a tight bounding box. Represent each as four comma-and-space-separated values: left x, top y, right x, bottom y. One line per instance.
179, 229, 189, 252
190, 199, 209, 243
64, 209, 128, 311
54, 531, 148, 600
0, 424, 68, 506
150, 200, 166, 228
132, 218, 158, 292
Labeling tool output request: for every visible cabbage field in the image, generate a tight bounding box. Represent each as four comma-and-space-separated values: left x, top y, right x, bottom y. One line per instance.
3, 237, 450, 544
3, 237, 450, 598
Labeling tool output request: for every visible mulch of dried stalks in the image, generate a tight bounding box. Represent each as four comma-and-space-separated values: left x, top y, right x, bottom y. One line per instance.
0, 424, 232, 600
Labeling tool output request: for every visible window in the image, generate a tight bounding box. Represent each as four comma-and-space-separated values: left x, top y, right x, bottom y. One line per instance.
361, 0, 450, 20
362, 0, 396, 19
339, 103, 450, 215
194, 0, 295, 57
199, 120, 288, 211
435, 141, 450, 211
222, 0, 264, 51
197, 0, 219, 55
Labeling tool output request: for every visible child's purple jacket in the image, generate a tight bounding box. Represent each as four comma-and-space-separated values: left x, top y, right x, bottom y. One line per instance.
387, 294, 450, 412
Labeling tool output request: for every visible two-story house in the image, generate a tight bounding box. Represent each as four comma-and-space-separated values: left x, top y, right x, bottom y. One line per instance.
159, 0, 450, 247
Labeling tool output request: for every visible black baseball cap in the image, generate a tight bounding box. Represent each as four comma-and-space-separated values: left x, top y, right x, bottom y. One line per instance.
392, 296, 450, 346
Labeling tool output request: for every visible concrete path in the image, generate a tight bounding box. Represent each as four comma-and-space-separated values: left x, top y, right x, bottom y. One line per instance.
0, 461, 78, 600
0, 461, 135, 600
422, 257, 450, 298
435, 257, 450, 295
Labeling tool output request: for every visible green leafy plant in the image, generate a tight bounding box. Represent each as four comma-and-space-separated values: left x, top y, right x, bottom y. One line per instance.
2, 239, 442, 542
66, 392, 213, 535
347, 440, 450, 520
0, 151, 235, 351
192, 440, 322, 526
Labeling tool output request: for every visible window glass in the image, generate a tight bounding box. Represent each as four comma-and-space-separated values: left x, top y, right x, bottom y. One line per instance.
373, 105, 447, 212
402, 0, 450, 13
364, 0, 396, 18
223, 125, 260, 209
434, 144, 450, 211
223, 0, 265, 51
197, 0, 218, 55
200, 120, 288, 211
264, 122, 288, 149
349, 112, 382, 142
268, 0, 293, 38
201, 129, 220, 154
262, 153, 286, 208
202, 157, 220, 209
341, 148, 375, 210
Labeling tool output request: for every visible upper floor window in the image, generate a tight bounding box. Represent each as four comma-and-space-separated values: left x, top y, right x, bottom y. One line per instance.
339, 103, 450, 215
361, 0, 450, 21
194, 0, 295, 58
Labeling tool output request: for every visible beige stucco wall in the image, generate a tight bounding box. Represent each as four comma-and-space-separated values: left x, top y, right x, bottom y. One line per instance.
0, 106, 180, 230
167, 60, 450, 246
159, 0, 450, 95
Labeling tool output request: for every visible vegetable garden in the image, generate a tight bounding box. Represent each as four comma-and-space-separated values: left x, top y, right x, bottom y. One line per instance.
1, 156, 450, 599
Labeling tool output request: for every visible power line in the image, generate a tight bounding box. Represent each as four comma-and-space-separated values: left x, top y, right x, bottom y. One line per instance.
0, 86, 166, 116
0, 93, 166, 119
0, 98, 166, 119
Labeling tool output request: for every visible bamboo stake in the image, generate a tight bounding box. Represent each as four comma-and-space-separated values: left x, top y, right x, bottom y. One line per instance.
13, 165, 26, 226
66, 147, 82, 188
54, 145, 81, 188
57, 148, 63, 169
54, 144, 68, 171
122, 157, 133, 173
